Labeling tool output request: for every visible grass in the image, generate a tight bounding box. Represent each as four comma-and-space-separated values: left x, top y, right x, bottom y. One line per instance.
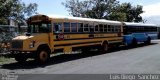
0, 56, 15, 65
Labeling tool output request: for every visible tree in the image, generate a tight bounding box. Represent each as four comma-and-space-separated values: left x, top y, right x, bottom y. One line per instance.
62, 0, 144, 22
62, 0, 92, 17
107, 12, 127, 21
115, 3, 143, 22
62, 0, 119, 18
0, 0, 38, 25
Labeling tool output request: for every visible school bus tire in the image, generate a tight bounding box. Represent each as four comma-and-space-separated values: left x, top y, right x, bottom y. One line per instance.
103, 42, 109, 51
99, 41, 109, 53
35, 46, 50, 63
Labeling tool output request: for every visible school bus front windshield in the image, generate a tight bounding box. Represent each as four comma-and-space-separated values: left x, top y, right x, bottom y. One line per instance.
27, 22, 51, 33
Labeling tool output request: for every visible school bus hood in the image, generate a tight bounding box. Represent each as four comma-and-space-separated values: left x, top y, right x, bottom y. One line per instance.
13, 36, 34, 40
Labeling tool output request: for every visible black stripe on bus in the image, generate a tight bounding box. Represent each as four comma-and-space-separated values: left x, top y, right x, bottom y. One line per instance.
54, 36, 122, 41
54, 41, 102, 47
54, 32, 123, 35
54, 39, 122, 47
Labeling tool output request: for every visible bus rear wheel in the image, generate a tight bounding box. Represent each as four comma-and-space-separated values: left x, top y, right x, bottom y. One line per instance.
100, 42, 109, 53
35, 49, 50, 63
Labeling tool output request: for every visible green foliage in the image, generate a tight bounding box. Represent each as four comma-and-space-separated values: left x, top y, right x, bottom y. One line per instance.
62, 0, 92, 17
108, 12, 127, 21
116, 3, 143, 22
62, 0, 144, 22
0, 56, 14, 64
0, 0, 38, 25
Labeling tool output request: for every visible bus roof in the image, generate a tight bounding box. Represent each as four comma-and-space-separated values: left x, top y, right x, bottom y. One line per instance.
123, 22, 157, 27
46, 15, 122, 25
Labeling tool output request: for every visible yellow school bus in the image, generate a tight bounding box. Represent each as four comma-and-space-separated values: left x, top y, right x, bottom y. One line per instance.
10, 14, 123, 63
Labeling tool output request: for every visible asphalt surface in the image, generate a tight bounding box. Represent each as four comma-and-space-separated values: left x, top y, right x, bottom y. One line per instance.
0, 40, 160, 79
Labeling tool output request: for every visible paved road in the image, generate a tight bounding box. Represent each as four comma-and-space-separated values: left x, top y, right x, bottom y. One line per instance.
0, 40, 160, 75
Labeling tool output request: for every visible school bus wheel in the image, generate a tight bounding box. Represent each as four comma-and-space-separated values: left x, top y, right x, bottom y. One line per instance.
100, 42, 109, 52
15, 54, 27, 63
103, 43, 108, 51
35, 46, 50, 63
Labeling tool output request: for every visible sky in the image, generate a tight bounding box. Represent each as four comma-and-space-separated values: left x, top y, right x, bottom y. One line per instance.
22, 0, 160, 25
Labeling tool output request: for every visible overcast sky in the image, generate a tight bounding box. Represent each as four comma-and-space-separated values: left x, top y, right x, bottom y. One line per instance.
22, 0, 160, 25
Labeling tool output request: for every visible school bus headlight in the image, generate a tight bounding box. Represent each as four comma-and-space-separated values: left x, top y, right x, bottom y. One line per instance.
29, 43, 34, 48
29, 41, 35, 48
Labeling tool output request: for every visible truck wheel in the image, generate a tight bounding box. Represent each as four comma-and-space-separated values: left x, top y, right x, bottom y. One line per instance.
15, 54, 27, 63
36, 49, 50, 63
144, 37, 151, 45
131, 39, 137, 47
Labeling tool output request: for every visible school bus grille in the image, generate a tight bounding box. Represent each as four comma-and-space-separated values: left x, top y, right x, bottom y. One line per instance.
11, 40, 23, 49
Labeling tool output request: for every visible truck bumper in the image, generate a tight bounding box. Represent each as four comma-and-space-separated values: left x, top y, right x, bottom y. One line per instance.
10, 50, 36, 58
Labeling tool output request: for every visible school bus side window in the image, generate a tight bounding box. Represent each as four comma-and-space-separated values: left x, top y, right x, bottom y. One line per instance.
95, 25, 99, 32
71, 23, 77, 32
84, 23, 89, 32
64, 22, 70, 32
111, 25, 114, 32
54, 23, 62, 33
90, 24, 94, 32
108, 25, 111, 32
104, 25, 107, 32
99, 24, 104, 32
116, 26, 121, 32
78, 23, 83, 32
